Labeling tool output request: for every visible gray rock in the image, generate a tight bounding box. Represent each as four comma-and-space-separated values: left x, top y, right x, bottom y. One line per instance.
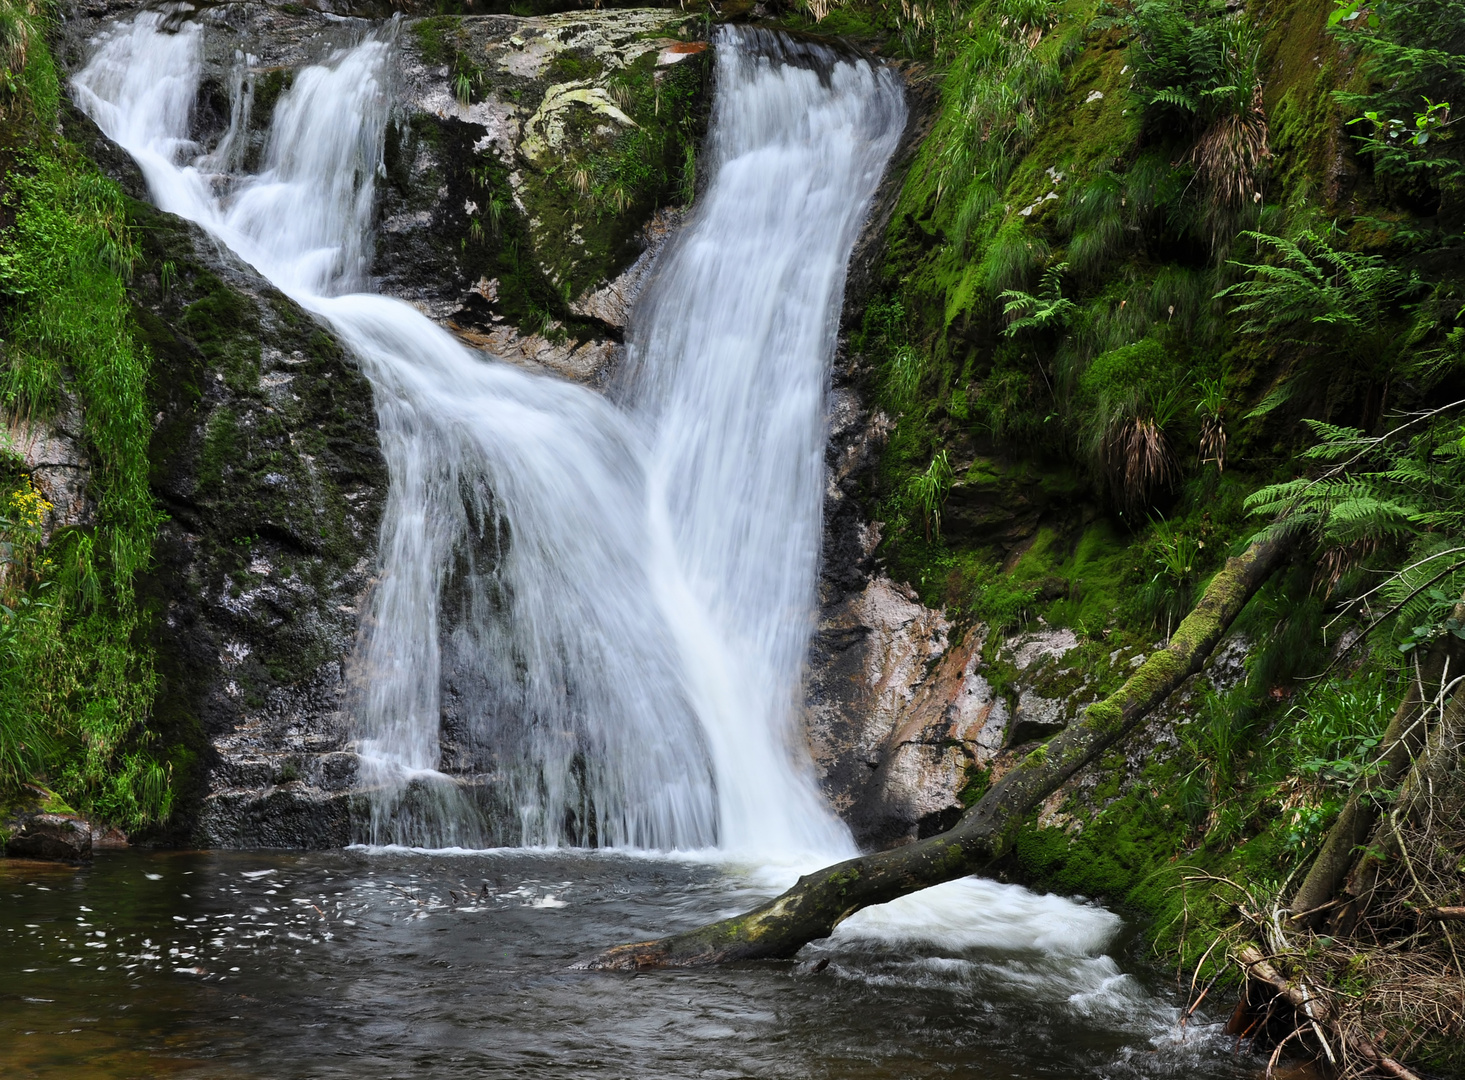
1007, 688, 1068, 746
6, 812, 93, 861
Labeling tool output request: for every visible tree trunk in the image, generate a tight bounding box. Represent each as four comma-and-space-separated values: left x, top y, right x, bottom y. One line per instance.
1328, 667, 1465, 934
1288, 600, 1465, 932
583, 532, 1293, 970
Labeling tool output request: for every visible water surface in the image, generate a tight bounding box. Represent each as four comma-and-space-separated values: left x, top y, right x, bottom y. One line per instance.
2, 851, 1259, 1079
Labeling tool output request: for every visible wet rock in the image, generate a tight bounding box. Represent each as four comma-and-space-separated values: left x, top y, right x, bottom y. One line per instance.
376, 8, 710, 383
3, 396, 94, 536
5, 812, 93, 861
91, 824, 130, 850
803, 575, 952, 833
60, 96, 388, 846
568, 207, 682, 330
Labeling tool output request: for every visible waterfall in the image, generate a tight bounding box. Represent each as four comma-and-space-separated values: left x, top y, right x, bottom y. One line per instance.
73, 16, 905, 861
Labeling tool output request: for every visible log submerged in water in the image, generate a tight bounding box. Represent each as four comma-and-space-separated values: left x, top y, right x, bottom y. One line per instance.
583, 531, 1294, 970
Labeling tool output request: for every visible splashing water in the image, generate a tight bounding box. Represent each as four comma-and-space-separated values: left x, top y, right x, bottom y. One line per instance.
73, 16, 904, 861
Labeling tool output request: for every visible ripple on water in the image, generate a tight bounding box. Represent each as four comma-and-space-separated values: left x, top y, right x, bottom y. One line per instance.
0, 851, 1265, 1080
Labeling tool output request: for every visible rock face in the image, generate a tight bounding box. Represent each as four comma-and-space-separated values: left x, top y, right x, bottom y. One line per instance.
61, 98, 389, 846
128, 195, 389, 847
804, 574, 1084, 846
803, 562, 1234, 847
3, 401, 94, 537
374, 8, 708, 384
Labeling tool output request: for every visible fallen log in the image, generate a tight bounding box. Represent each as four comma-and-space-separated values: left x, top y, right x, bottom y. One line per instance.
1422, 906, 1465, 922
1288, 611, 1463, 930
1291, 599, 1465, 933
584, 532, 1293, 970
1236, 945, 1422, 1080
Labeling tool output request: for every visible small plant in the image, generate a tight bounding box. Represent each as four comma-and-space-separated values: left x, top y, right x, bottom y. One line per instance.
1078, 340, 1183, 513
885, 344, 927, 407
907, 450, 955, 541
454, 71, 471, 109
1332, 0, 1465, 188
1142, 515, 1203, 637
1350, 98, 1454, 150
1195, 374, 1226, 471
999, 261, 1076, 336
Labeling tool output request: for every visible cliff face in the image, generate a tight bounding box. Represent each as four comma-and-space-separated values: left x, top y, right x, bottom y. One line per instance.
42, 0, 1233, 850
63, 106, 389, 845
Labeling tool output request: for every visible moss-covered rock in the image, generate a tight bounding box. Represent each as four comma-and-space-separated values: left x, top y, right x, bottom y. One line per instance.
378, 9, 710, 380
61, 98, 388, 846
133, 204, 388, 846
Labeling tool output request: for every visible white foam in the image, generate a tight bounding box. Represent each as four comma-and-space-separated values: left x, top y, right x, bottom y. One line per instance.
832, 876, 1122, 956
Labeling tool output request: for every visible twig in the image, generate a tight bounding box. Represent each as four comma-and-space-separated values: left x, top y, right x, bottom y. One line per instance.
1324, 546, 1465, 632
1305, 561, 1465, 681
1237, 945, 1425, 1080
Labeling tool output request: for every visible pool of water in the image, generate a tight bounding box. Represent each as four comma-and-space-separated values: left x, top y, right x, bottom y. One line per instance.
0, 850, 1261, 1078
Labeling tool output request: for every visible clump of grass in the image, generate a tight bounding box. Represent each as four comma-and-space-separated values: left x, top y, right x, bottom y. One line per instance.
1076, 339, 1185, 514
885, 343, 928, 407
906, 449, 954, 541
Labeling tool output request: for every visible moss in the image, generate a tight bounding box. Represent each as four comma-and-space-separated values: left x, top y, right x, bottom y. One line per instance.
179, 272, 262, 391
251, 68, 293, 134
1084, 699, 1123, 733
412, 16, 458, 65
0, 24, 170, 828
959, 763, 993, 806
1011, 763, 1194, 933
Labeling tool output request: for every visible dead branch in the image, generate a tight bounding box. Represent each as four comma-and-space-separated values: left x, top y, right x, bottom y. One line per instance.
1237, 945, 1423, 1080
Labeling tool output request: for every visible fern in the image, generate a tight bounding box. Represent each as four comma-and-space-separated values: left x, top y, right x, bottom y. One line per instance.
1247, 403, 1465, 647
999, 261, 1076, 335
1218, 226, 1423, 409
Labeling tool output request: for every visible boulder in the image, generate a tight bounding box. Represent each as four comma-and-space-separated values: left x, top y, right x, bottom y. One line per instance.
5, 812, 93, 861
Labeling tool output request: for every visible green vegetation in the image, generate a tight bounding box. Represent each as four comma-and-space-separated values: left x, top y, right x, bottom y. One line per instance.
0, 4, 170, 829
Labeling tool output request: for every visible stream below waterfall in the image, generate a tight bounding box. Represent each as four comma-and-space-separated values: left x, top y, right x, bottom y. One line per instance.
1, 851, 1261, 1079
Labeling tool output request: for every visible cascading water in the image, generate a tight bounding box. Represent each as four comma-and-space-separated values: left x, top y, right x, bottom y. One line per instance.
627, 34, 905, 856
73, 15, 903, 860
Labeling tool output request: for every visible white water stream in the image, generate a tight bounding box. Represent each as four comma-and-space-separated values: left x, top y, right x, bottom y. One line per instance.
73, 16, 900, 862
